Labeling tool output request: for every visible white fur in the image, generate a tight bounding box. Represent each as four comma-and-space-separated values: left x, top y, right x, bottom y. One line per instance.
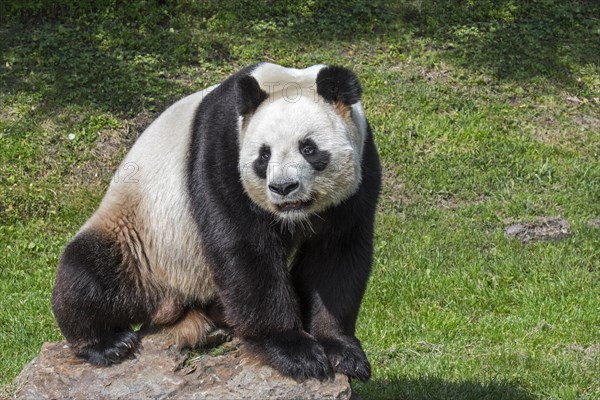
251, 63, 326, 102
239, 64, 366, 222
84, 85, 219, 302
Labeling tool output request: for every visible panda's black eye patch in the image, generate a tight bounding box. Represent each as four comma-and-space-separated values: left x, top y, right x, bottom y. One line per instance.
253, 144, 270, 179
299, 138, 330, 171
300, 144, 315, 156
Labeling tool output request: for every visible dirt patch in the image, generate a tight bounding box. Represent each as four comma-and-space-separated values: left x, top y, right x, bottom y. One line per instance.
566, 343, 600, 361
125, 110, 155, 139
527, 108, 598, 156
581, 344, 600, 357
588, 219, 600, 229
436, 195, 459, 210
503, 217, 570, 243
96, 109, 156, 161
572, 114, 600, 130
380, 165, 412, 210
93, 128, 124, 161
0, 382, 20, 400
420, 66, 450, 84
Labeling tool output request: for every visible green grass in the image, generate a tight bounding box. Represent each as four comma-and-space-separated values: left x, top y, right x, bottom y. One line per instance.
1, 1, 599, 399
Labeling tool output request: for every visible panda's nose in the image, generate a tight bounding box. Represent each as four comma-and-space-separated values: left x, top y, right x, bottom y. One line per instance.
268, 181, 300, 196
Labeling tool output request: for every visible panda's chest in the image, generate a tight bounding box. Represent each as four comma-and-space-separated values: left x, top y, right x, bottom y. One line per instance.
284, 216, 328, 270
285, 230, 307, 271
287, 242, 300, 270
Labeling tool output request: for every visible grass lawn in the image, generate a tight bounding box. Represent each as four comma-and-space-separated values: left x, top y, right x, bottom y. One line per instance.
1, 1, 599, 399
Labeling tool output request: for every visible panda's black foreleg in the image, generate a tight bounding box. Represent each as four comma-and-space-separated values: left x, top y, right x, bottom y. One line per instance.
203, 244, 334, 382
292, 227, 373, 381
52, 230, 150, 365
243, 328, 334, 382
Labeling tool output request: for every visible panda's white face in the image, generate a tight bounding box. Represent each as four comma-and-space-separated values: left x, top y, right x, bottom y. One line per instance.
239, 95, 362, 223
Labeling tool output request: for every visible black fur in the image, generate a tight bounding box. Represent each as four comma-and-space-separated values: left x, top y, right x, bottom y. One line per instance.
76, 330, 140, 366
187, 64, 380, 381
236, 74, 268, 116
52, 231, 149, 365
316, 66, 362, 105
252, 144, 270, 179
291, 122, 380, 381
188, 65, 302, 339
245, 330, 334, 382
319, 335, 371, 382
299, 138, 331, 171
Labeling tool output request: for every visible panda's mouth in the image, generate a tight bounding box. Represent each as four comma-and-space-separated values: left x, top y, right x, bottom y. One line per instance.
275, 198, 314, 212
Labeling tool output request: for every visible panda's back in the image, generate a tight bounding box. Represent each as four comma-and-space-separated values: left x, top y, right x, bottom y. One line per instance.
80, 85, 220, 301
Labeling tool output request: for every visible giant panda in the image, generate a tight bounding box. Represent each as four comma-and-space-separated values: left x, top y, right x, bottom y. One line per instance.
52, 63, 381, 382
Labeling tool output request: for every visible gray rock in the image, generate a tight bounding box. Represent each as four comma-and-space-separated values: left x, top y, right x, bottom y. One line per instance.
503, 217, 570, 243
13, 334, 352, 400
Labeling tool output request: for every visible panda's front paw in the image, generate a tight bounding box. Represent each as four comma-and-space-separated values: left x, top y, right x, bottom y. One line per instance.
319, 335, 371, 382
244, 329, 334, 382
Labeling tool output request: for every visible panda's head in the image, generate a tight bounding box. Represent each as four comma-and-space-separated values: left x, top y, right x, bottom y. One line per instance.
237, 64, 367, 223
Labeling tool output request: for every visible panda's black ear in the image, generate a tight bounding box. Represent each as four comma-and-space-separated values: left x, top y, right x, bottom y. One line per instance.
316, 66, 362, 105
236, 75, 268, 116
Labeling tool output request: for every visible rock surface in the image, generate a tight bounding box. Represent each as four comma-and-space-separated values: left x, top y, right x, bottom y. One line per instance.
13, 335, 352, 400
503, 217, 570, 243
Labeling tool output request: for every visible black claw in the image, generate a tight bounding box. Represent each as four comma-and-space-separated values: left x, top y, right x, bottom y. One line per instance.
320, 335, 371, 382
245, 330, 335, 382
75, 330, 140, 366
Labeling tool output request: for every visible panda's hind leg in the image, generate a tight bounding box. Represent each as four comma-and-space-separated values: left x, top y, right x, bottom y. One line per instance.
52, 229, 150, 365
162, 308, 214, 349
155, 300, 231, 350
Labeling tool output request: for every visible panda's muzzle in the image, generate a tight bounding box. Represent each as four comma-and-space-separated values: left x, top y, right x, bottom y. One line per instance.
268, 179, 314, 212
275, 198, 314, 212
268, 181, 299, 197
